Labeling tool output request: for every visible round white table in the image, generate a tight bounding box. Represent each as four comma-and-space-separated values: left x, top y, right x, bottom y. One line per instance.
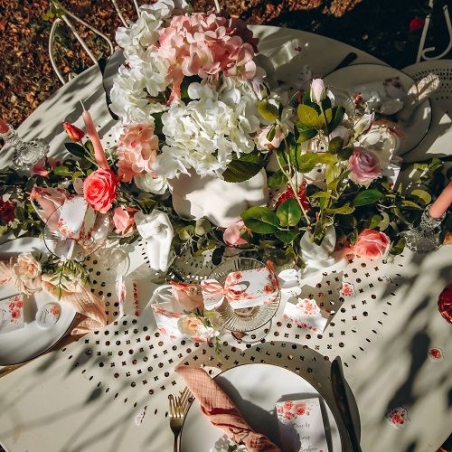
0, 26, 451, 452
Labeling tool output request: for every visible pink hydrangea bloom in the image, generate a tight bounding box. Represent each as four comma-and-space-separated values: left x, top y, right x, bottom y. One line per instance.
158, 13, 258, 101
117, 123, 159, 182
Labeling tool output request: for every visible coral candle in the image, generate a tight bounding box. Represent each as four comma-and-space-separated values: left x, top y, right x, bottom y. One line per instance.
0, 119, 9, 134
429, 181, 452, 219
82, 109, 109, 170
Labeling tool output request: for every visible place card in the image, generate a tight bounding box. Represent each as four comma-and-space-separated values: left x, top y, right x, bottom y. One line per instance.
0, 293, 25, 335
35, 302, 61, 329
276, 397, 329, 452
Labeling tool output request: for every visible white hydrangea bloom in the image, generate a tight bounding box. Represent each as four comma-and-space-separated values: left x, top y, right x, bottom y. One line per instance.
155, 79, 262, 178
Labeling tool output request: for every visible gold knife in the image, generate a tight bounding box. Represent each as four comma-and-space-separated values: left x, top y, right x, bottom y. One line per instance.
330, 356, 362, 452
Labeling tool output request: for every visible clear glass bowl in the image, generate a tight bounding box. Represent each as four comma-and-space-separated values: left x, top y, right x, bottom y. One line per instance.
207, 257, 280, 339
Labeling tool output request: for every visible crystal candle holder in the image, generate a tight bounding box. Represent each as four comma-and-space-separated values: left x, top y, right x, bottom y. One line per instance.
403, 206, 446, 254
0, 124, 48, 170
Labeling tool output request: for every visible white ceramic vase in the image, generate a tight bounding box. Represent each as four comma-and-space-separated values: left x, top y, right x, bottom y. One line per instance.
169, 168, 269, 228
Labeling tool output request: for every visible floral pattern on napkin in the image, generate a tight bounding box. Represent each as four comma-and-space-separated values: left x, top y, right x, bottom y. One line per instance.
386, 407, 409, 429
282, 298, 328, 333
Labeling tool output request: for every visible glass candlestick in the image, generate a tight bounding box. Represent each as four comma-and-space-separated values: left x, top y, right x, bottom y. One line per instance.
403, 206, 446, 253
0, 123, 48, 170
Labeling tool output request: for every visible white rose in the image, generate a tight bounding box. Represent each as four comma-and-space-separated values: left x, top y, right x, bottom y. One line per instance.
134, 173, 168, 194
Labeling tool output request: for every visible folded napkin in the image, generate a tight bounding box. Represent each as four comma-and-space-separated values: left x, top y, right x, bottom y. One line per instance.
175, 365, 281, 452
0, 256, 106, 335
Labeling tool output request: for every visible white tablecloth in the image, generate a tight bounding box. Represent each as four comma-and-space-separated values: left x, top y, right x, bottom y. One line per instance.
0, 26, 451, 452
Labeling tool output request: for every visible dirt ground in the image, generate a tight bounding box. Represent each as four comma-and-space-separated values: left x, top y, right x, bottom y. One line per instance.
1, 0, 450, 129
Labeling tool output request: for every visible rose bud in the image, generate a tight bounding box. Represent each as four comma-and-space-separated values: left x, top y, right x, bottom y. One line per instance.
63, 122, 85, 142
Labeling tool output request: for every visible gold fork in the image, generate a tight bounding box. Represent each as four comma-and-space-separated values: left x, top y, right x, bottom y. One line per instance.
168, 387, 192, 452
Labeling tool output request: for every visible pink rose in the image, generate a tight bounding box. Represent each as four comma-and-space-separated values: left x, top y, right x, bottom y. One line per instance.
112, 206, 136, 236
354, 229, 390, 260
83, 169, 117, 213
223, 220, 249, 246
348, 147, 381, 185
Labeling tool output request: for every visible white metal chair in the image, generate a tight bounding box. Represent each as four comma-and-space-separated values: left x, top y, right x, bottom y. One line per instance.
416, 0, 452, 63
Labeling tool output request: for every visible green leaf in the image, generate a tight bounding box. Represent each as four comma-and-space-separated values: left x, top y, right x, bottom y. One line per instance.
296, 153, 322, 173
276, 198, 302, 227
65, 142, 87, 159
328, 106, 345, 131
353, 189, 384, 206
85, 140, 94, 156
241, 207, 280, 234
297, 104, 323, 129
390, 236, 406, 255
296, 122, 318, 143
411, 189, 432, 205
178, 225, 195, 241
379, 211, 390, 231
325, 203, 354, 215
275, 229, 298, 243
310, 191, 332, 200
195, 219, 211, 236
328, 136, 343, 153
223, 160, 262, 183
368, 214, 382, 229
257, 100, 279, 122
53, 165, 72, 177
401, 200, 423, 209
267, 170, 288, 188
266, 126, 276, 142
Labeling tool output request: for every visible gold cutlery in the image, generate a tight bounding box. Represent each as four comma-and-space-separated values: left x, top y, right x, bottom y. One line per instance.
168, 387, 192, 452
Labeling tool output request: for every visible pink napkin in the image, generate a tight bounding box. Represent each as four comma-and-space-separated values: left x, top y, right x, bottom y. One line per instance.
175, 364, 281, 452
0, 257, 106, 335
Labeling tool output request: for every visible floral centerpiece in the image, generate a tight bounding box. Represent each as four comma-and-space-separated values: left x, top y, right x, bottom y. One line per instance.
0, 0, 451, 339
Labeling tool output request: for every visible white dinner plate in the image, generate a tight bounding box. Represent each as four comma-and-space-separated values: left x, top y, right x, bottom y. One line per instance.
0, 237, 77, 365
180, 363, 342, 452
324, 63, 432, 156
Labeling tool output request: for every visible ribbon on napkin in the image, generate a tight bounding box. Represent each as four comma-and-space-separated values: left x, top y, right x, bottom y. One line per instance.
175, 365, 281, 452
0, 257, 106, 335
201, 261, 279, 311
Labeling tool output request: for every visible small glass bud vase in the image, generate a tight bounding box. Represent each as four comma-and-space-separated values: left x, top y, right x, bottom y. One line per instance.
0, 123, 48, 170
403, 206, 445, 254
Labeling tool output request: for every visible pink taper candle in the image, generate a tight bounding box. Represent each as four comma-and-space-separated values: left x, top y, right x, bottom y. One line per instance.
82, 109, 110, 170
429, 181, 452, 219
0, 119, 9, 134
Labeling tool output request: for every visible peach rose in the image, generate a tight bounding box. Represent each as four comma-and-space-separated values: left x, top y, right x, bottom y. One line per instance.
83, 169, 117, 213
354, 229, 390, 260
112, 206, 136, 236
348, 147, 381, 185
171, 282, 204, 311
13, 252, 41, 279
